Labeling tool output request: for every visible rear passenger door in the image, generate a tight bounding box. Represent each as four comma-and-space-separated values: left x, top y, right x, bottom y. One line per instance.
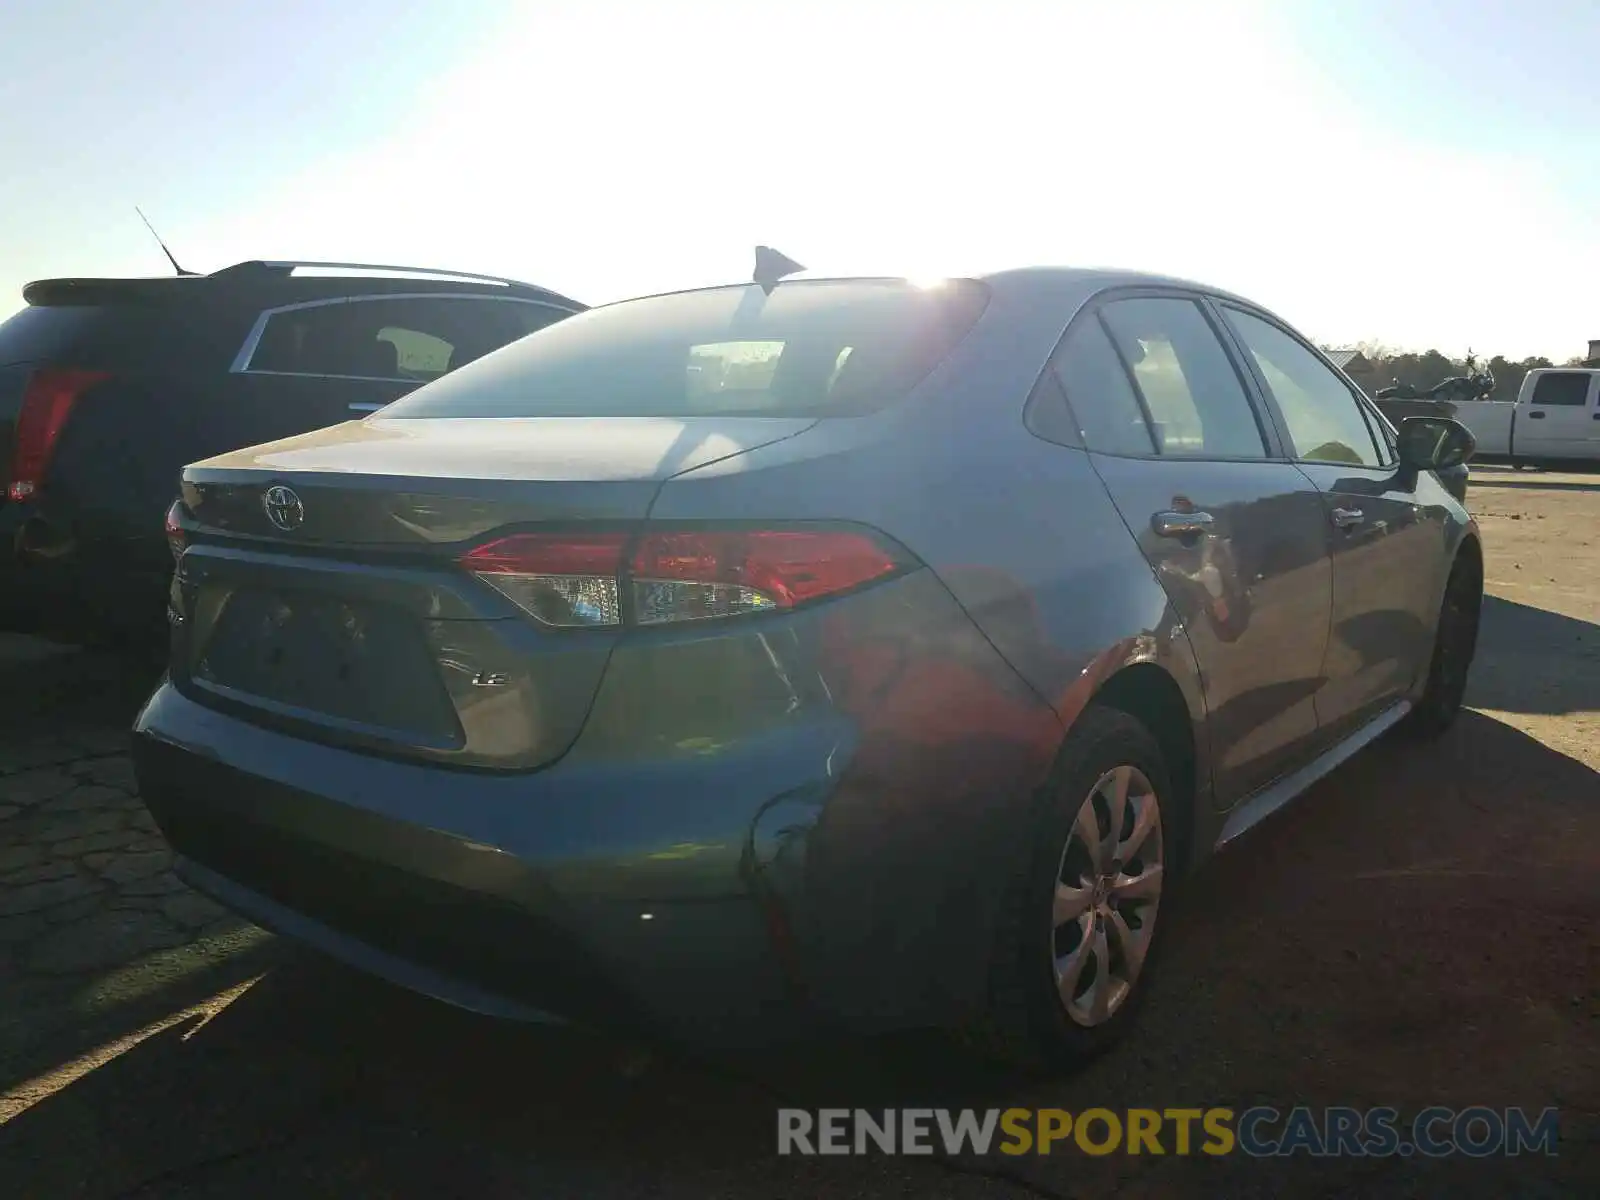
1516, 370, 1599, 460
1056, 293, 1334, 806
227, 294, 573, 448
1217, 304, 1442, 741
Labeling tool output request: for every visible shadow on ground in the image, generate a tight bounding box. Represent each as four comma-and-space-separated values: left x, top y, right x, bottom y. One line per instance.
1469, 461, 1600, 491
0, 637, 161, 739
1468, 597, 1600, 716
1, 713, 1594, 1199
1472, 477, 1600, 492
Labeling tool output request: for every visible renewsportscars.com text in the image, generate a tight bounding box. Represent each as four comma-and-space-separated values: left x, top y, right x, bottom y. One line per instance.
777, 1106, 1559, 1158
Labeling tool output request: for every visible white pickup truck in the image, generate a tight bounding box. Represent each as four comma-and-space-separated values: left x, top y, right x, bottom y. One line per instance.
1448, 368, 1600, 464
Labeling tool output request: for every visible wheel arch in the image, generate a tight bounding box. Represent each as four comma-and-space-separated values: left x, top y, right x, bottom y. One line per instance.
1089, 662, 1201, 872
1453, 530, 1484, 589
1433, 526, 1485, 636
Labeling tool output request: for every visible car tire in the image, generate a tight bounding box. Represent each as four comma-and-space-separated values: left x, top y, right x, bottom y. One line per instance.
963, 705, 1175, 1074
1401, 552, 1482, 740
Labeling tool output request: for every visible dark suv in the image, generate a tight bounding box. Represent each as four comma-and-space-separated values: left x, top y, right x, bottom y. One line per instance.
0, 260, 583, 646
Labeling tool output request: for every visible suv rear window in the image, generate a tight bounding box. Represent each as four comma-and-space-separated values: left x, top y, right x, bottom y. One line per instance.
0, 306, 107, 367
0, 300, 248, 373
379, 279, 991, 419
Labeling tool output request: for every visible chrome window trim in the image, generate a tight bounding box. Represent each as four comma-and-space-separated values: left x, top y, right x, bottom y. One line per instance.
229, 292, 579, 378
255, 261, 534, 288
1354, 394, 1400, 468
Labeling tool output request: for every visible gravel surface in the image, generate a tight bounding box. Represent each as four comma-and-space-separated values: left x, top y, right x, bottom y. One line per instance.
1, 466, 1596, 1197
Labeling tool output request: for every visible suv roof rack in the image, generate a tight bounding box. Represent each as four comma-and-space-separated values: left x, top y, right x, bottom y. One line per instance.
208, 260, 547, 291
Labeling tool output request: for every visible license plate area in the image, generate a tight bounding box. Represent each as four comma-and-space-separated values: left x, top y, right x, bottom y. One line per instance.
192, 587, 461, 742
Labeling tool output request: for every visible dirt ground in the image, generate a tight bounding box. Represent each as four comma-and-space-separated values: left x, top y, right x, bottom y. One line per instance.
1, 464, 1597, 1198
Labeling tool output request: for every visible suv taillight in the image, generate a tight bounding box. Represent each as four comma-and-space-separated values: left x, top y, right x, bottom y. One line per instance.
7, 368, 110, 502
459, 527, 911, 628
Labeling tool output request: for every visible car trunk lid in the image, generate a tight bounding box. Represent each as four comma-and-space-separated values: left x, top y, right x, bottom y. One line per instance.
170, 414, 816, 770
180, 414, 814, 543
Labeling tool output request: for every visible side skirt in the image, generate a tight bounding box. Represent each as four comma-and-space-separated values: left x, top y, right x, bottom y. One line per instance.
1214, 700, 1411, 849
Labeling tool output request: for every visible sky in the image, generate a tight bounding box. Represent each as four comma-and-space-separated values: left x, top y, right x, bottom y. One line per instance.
3, 0, 1598, 360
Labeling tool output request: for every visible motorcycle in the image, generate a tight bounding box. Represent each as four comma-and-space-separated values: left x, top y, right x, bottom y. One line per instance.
1375, 351, 1495, 404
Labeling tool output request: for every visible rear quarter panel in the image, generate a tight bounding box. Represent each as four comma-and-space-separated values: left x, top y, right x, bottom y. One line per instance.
651, 405, 1207, 787
0, 363, 31, 494
650, 285, 1209, 783
642, 304, 1213, 1025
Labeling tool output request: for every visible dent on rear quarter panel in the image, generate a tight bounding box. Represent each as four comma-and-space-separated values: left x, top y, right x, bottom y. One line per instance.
564, 563, 1062, 1028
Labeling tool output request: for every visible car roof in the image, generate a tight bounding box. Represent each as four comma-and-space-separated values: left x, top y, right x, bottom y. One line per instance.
975, 265, 1266, 311
582, 266, 1269, 318
21, 260, 585, 310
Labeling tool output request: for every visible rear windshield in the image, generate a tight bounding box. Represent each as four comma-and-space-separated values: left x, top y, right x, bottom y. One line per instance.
0, 301, 243, 371
0, 305, 106, 367
379, 279, 991, 419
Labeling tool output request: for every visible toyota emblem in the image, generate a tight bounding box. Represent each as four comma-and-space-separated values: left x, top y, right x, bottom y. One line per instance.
262, 484, 305, 532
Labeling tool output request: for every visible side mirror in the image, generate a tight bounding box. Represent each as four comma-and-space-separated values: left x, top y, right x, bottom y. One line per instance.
1397, 416, 1475, 472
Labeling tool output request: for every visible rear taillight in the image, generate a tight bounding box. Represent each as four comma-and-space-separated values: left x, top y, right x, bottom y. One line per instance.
459, 527, 910, 628
461, 532, 629, 628
164, 499, 187, 564
629, 530, 906, 624
6, 368, 111, 502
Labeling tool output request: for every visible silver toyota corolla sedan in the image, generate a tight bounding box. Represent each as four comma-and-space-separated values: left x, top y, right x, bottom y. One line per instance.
135, 266, 1481, 1072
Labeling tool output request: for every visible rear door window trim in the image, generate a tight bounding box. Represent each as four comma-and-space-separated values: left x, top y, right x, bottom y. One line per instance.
1047, 285, 1290, 463
229, 292, 579, 380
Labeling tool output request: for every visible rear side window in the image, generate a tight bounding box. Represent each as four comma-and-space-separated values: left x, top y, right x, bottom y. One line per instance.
379, 326, 453, 374
379, 279, 992, 419
1053, 318, 1155, 455
1098, 297, 1267, 458
1529, 372, 1592, 407
501, 303, 571, 341
241, 297, 571, 381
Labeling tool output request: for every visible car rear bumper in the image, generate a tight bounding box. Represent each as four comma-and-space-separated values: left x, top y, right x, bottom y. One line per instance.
1, 507, 170, 641
134, 683, 831, 1045
132, 569, 1061, 1044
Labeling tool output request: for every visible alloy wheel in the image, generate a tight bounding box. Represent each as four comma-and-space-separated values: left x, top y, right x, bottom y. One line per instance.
1052, 764, 1164, 1027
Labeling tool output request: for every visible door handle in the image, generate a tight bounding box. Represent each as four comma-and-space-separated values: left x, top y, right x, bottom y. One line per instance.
1527, 411, 1546, 419
1330, 507, 1365, 529
1152, 510, 1215, 537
